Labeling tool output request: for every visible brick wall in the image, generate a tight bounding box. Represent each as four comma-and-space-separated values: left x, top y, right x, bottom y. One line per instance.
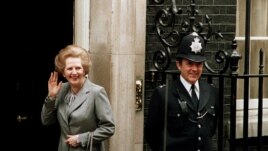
144, 0, 236, 150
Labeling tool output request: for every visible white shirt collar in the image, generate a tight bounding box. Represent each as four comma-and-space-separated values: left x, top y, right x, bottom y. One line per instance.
180, 75, 200, 94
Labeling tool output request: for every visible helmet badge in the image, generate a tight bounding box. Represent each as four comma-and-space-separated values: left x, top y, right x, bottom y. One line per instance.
190, 37, 202, 54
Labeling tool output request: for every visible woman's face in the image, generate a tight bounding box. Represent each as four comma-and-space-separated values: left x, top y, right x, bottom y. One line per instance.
63, 57, 85, 87
176, 59, 203, 84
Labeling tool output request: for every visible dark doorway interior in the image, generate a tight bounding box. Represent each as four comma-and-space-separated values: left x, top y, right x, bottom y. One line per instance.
6, 1, 73, 150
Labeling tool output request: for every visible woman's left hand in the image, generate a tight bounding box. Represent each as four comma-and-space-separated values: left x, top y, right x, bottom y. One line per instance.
65, 134, 80, 147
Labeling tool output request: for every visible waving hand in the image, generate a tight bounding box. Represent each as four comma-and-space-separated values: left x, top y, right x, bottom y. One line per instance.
48, 71, 62, 99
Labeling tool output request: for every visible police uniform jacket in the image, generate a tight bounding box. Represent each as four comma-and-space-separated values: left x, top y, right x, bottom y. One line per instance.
145, 76, 218, 151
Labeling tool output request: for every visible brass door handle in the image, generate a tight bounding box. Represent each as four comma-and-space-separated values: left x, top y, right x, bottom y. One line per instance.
136, 80, 143, 111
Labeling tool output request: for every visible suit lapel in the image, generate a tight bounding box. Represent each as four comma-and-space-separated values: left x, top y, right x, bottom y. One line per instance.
175, 79, 197, 112
68, 80, 91, 116
57, 80, 92, 124
197, 80, 210, 111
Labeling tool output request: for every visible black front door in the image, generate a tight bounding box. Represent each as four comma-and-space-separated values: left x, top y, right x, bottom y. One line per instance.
7, 0, 73, 150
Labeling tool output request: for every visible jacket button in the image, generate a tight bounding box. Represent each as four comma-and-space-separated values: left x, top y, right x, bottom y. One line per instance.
198, 137, 201, 141
198, 124, 201, 128
177, 113, 180, 117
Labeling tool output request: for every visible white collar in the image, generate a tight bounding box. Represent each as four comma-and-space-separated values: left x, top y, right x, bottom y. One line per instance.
180, 75, 200, 93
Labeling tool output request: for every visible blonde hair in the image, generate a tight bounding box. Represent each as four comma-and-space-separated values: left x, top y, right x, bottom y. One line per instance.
54, 45, 92, 75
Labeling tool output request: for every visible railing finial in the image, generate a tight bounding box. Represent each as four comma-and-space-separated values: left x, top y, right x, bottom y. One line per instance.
230, 40, 242, 74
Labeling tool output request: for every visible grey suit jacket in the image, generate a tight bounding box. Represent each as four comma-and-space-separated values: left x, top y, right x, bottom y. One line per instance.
41, 79, 115, 151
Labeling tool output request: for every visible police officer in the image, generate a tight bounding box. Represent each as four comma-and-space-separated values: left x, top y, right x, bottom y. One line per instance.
145, 32, 219, 151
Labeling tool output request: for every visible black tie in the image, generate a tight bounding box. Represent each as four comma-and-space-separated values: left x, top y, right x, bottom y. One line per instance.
191, 84, 199, 110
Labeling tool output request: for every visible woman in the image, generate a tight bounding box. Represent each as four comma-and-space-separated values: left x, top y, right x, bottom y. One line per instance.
41, 45, 115, 151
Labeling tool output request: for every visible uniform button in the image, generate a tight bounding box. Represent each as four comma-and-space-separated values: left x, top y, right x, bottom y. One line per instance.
198, 137, 201, 141
198, 124, 201, 128
197, 112, 201, 116
197, 149, 200, 151
177, 113, 180, 117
